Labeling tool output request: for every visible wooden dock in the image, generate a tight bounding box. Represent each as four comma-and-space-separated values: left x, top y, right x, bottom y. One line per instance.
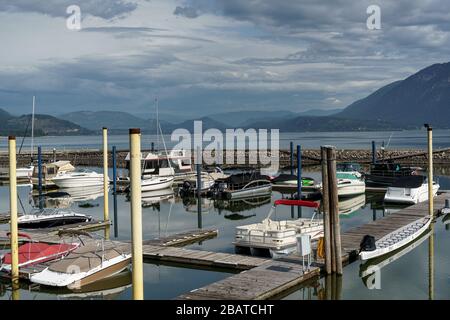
177, 261, 320, 300
143, 229, 218, 247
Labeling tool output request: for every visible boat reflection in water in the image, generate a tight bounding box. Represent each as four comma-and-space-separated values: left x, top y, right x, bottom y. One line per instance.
0, 270, 132, 300
30, 191, 73, 209
338, 194, 366, 217
183, 197, 214, 213
60, 185, 107, 202
56, 270, 132, 300
141, 188, 175, 206
359, 228, 432, 289
215, 196, 271, 218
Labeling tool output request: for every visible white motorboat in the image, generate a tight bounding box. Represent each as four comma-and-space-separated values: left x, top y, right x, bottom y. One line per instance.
141, 175, 174, 192
234, 199, 323, 257
359, 215, 432, 261
17, 209, 92, 229
52, 170, 107, 188
0, 235, 79, 272
31, 160, 75, 187
336, 176, 366, 197
384, 175, 439, 205
30, 242, 131, 289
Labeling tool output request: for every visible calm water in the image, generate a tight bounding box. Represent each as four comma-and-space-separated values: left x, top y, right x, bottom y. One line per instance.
0, 167, 449, 300
1, 130, 450, 152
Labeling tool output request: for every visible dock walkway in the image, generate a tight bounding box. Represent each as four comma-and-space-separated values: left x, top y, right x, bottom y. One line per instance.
178, 261, 319, 300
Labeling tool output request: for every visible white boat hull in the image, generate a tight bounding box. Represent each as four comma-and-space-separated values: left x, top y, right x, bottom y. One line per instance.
384, 183, 439, 204
52, 173, 107, 188
31, 254, 131, 288
141, 176, 174, 192
360, 216, 432, 261
337, 179, 365, 197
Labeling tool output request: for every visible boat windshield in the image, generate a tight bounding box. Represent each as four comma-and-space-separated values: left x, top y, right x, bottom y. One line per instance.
337, 163, 361, 172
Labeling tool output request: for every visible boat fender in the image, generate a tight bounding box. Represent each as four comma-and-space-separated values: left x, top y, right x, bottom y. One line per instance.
359, 235, 376, 252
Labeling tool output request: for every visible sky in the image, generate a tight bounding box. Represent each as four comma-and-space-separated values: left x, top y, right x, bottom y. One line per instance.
0, 0, 449, 118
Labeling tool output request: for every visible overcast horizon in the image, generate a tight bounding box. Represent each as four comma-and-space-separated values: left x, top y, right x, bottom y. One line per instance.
1, 1, 450, 117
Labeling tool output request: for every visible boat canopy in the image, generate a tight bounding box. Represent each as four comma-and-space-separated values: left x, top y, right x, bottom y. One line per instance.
391, 175, 426, 188
274, 199, 319, 208
48, 245, 124, 274
219, 172, 269, 185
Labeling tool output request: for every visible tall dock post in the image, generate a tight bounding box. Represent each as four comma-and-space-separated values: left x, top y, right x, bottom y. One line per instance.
196, 147, 202, 229
8, 136, 20, 295
103, 127, 109, 221
327, 146, 342, 275
112, 146, 118, 238
371, 141, 376, 164
38, 146, 43, 210
321, 147, 332, 275
425, 124, 434, 216
297, 145, 302, 217
38, 146, 42, 193
290, 142, 294, 175
129, 128, 144, 300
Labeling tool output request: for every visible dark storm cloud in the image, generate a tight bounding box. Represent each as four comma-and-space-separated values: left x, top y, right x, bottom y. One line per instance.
173, 6, 199, 19
0, 0, 141, 19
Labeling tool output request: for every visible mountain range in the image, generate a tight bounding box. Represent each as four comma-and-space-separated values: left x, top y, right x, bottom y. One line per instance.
1, 62, 449, 136
337, 62, 450, 127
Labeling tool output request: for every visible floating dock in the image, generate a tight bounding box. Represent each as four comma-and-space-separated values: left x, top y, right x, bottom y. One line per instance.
178, 260, 320, 300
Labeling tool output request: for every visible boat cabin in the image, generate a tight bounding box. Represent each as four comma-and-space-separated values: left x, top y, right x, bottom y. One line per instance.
32, 161, 75, 184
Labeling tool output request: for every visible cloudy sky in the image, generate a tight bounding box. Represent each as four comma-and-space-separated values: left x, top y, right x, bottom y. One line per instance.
0, 0, 449, 118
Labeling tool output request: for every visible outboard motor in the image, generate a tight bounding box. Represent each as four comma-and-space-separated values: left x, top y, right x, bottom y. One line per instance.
179, 181, 193, 197
359, 235, 376, 252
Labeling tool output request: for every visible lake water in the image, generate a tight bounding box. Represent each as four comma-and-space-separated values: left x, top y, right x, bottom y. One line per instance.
0, 167, 449, 300
1, 129, 450, 152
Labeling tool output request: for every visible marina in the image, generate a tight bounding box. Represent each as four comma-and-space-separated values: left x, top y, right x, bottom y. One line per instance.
0, 128, 449, 301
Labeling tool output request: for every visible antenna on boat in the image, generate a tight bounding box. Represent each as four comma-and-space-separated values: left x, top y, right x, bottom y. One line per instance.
31, 96, 35, 161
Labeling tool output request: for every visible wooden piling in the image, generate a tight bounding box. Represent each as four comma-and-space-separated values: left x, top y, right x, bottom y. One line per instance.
8, 136, 19, 286
129, 128, 144, 300
290, 142, 294, 175
327, 146, 342, 275
196, 147, 202, 229
103, 127, 109, 221
320, 146, 332, 275
425, 124, 434, 217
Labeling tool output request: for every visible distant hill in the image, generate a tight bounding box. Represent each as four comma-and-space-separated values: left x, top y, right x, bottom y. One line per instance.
167, 116, 228, 132
207, 110, 296, 127
296, 108, 343, 117
1, 113, 92, 136
62, 111, 151, 130
0, 108, 13, 121
337, 62, 450, 127
246, 116, 404, 132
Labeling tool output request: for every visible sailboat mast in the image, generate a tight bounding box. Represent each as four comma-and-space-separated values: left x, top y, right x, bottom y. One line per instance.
31, 96, 35, 160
